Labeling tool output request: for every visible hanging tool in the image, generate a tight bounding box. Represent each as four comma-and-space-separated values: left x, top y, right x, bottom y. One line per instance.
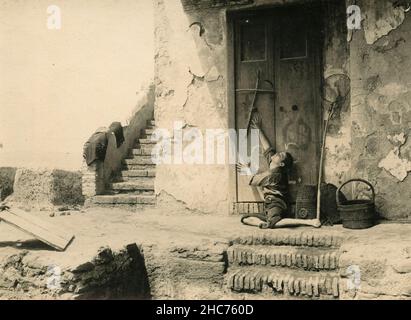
316, 74, 350, 222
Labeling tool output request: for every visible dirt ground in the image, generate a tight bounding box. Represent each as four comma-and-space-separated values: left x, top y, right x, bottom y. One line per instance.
0, 204, 411, 299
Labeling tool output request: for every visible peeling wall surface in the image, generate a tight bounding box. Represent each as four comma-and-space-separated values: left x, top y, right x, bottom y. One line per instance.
350, 0, 411, 219
154, 0, 411, 219
154, 0, 230, 213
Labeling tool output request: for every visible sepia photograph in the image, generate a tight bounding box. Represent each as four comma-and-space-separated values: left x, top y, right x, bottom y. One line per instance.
0, 0, 411, 308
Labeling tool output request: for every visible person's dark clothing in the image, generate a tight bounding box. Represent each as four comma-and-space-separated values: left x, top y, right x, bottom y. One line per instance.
83, 128, 108, 165
241, 148, 290, 228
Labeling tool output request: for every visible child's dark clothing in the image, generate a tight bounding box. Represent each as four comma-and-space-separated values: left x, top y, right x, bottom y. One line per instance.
241, 148, 290, 228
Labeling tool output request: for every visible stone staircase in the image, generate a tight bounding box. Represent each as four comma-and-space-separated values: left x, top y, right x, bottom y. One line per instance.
92, 119, 157, 208
225, 232, 343, 299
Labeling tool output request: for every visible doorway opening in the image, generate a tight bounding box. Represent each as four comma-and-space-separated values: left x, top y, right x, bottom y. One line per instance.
228, 3, 325, 217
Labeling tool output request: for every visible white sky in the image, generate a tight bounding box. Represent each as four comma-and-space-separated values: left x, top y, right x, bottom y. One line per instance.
0, 0, 154, 170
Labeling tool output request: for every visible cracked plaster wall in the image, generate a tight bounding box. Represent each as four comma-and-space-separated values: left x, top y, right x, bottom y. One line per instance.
154, 0, 229, 213
350, 0, 411, 219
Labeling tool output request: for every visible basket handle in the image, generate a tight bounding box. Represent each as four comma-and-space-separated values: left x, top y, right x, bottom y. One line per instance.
336, 179, 375, 205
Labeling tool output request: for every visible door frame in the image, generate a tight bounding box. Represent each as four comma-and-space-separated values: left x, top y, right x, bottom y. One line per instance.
226, 3, 325, 206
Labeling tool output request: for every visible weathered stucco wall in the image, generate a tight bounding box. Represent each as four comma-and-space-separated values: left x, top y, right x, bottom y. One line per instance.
322, 1, 351, 187
349, 1, 411, 219
154, 0, 230, 213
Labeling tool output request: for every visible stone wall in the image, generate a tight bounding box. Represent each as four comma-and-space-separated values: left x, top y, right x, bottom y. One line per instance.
0, 244, 150, 300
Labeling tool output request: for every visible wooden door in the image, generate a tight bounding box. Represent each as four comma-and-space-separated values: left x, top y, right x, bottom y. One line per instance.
234, 6, 322, 213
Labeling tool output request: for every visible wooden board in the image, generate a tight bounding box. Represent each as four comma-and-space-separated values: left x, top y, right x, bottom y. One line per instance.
0, 208, 74, 251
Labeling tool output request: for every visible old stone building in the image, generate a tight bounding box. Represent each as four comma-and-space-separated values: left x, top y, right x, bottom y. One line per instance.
152, 0, 411, 220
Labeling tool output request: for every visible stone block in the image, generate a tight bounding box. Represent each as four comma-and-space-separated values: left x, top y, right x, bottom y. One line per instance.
12, 168, 84, 206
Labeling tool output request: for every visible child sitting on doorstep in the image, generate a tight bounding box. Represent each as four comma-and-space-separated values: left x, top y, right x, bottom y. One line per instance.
237, 112, 321, 229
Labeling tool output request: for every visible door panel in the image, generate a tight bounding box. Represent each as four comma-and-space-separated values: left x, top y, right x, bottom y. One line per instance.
274, 9, 322, 206
235, 15, 275, 201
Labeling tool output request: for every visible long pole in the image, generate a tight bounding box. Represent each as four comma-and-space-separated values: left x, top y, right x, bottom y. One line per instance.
316, 103, 335, 221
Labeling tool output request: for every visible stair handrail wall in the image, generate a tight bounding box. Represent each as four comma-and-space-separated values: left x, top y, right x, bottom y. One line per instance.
82, 84, 155, 199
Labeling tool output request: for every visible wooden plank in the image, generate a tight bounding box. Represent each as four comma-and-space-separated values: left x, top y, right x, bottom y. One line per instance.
11, 208, 73, 242
7, 208, 73, 243
0, 209, 74, 251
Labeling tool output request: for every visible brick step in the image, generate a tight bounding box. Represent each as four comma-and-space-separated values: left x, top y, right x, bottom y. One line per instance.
227, 245, 340, 271
120, 169, 156, 178
124, 156, 155, 165
92, 194, 156, 205
230, 232, 343, 248
226, 267, 340, 298
111, 180, 154, 192
123, 163, 156, 171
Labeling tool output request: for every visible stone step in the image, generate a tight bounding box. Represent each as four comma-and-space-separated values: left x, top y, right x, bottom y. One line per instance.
230, 232, 343, 248
120, 176, 155, 183
124, 156, 155, 165
92, 194, 156, 205
227, 245, 340, 271
135, 143, 155, 152
139, 138, 156, 145
226, 267, 340, 298
112, 180, 154, 192
132, 147, 154, 156
148, 120, 155, 126
123, 163, 156, 171
120, 169, 156, 178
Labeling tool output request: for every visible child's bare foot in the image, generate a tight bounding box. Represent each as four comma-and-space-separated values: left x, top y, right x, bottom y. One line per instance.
242, 217, 265, 227
309, 219, 321, 228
